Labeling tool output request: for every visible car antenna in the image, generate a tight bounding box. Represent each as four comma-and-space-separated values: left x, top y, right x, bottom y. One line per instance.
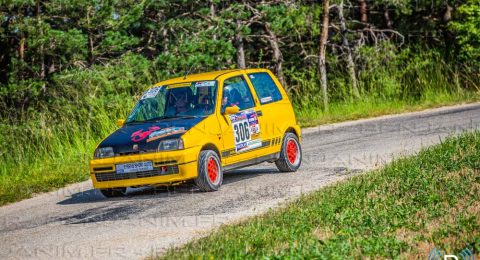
183, 64, 195, 80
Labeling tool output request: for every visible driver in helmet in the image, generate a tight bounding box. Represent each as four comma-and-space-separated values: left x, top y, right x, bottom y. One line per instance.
222, 85, 242, 110
167, 87, 194, 115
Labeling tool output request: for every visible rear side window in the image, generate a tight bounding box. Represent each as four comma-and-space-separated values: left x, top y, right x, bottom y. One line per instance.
247, 72, 283, 104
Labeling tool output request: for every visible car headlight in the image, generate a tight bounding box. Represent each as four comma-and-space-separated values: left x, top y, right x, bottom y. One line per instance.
94, 147, 114, 158
158, 138, 184, 151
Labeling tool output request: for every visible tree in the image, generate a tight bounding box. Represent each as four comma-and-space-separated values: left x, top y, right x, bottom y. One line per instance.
449, 0, 480, 62
335, 0, 360, 98
318, 0, 330, 111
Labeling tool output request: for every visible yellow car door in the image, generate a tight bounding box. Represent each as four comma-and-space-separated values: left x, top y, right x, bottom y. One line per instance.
217, 73, 269, 166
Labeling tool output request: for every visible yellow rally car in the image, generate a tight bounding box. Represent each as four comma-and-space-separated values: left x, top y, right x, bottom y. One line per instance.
90, 69, 302, 197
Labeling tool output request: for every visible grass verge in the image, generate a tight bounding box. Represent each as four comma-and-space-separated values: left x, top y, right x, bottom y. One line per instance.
0, 138, 98, 204
160, 131, 480, 259
295, 91, 480, 127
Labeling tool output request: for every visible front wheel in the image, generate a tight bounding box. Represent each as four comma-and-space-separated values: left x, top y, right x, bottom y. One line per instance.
195, 150, 223, 192
275, 132, 302, 172
99, 187, 127, 198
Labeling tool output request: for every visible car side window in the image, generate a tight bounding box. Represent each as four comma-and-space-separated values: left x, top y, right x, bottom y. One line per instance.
221, 76, 255, 112
247, 72, 283, 104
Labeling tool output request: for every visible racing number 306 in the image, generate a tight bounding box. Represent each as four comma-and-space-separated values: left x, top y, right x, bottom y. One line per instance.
234, 121, 250, 143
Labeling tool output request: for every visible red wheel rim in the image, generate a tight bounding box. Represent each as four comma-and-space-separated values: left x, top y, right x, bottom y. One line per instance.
207, 157, 218, 183
286, 139, 298, 164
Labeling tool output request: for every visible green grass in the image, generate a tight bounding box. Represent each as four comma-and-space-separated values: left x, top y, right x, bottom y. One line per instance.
0, 138, 98, 204
295, 90, 480, 127
0, 110, 123, 205
160, 131, 480, 259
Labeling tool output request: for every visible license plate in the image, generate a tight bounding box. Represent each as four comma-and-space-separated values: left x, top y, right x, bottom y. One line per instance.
116, 161, 153, 174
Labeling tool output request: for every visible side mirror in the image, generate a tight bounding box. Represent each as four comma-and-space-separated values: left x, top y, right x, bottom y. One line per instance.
116, 119, 125, 127
224, 106, 240, 115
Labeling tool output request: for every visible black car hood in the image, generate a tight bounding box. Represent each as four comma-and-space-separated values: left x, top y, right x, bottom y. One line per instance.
98, 117, 206, 155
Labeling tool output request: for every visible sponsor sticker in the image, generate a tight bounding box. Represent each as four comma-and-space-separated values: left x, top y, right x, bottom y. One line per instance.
247, 111, 260, 134
229, 109, 262, 152
247, 139, 262, 149
147, 127, 186, 142
131, 126, 161, 142
195, 81, 216, 87
260, 96, 273, 103
141, 86, 162, 100
229, 113, 247, 123
235, 142, 248, 151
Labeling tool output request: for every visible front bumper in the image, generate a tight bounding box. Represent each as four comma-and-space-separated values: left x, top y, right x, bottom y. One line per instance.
89, 146, 200, 189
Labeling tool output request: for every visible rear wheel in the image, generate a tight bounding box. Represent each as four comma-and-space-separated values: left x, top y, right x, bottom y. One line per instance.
100, 187, 127, 198
195, 150, 223, 191
275, 132, 302, 172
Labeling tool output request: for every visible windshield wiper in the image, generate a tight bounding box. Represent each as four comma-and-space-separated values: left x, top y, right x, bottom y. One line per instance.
125, 120, 145, 124
128, 115, 203, 124
125, 117, 164, 124
160, 115, 204, 120
143, 116, 167, 122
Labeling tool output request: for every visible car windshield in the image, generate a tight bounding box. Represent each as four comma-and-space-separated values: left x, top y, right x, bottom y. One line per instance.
125, 81, 217, 124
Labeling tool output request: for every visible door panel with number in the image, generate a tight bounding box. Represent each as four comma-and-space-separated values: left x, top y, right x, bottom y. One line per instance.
217, 75, 266, 165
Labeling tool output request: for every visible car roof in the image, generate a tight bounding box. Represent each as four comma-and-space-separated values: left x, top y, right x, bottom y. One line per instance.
153, 68, 269, 87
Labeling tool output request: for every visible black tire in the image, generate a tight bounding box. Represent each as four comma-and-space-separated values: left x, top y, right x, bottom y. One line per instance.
100, 187, 127, 198
275, 132, 302, 172
195, 150, 223, 192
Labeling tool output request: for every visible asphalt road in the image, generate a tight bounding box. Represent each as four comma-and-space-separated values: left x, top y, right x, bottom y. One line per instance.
1, 103, 480, 260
